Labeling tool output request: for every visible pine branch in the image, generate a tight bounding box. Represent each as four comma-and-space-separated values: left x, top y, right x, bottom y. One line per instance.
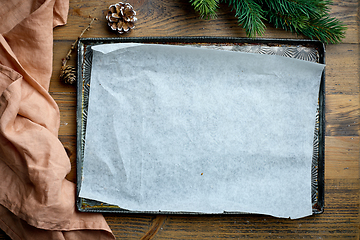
188, 0, 346, 43
266, 10, 346, 44
262, 0, 331, 19
301, 16, 347, 44
225, 0, 266, 36
264, 0, 346, 43
190, 0, 219, 18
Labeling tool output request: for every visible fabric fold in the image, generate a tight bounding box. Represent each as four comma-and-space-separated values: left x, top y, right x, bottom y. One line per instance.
0, 0, 115, 239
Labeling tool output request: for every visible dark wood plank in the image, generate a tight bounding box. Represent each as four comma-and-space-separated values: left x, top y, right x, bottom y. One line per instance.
325, 136, 359, 179
329, 0, 359, 43
325, 44, 359, 95
51, 92, 77, 136
325, 94, 360, 136
103, 179, 359, 239
53, 0, 358, 43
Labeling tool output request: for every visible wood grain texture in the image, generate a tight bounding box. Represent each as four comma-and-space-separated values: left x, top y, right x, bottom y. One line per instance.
0, 0, 359, 239
325, 136, 359, 179
325, 44, 359, 95
53, 0, 359, 43
325, 94, 359, 136
102, 179, 359, 239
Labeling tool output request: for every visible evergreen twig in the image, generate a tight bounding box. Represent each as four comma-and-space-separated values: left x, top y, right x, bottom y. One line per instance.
190, 0, 220, 18
62, 17, 97, 67
301, 16, 347, 44
262, 0, 330, 19
60, 17, 97, 84
226, 0, 266, 36
189, 0, 346, 44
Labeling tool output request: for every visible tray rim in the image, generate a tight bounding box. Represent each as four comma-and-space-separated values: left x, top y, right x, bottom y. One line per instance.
76, 36, 325, 215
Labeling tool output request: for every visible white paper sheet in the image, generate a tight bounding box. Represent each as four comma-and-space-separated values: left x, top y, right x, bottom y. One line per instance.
79, 43, 325, 219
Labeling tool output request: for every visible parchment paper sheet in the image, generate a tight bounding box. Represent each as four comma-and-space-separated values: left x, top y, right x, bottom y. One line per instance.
79, 43, 325, 219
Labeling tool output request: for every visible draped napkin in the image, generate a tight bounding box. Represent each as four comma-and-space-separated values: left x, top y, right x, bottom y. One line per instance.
0, 0, 114, 239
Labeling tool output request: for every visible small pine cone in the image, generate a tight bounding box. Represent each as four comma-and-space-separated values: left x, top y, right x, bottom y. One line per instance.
60, 65, 77, 85
106, 2, 137, 34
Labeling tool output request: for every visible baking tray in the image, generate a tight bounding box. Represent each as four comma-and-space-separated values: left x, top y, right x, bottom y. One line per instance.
76, 37, 325, 215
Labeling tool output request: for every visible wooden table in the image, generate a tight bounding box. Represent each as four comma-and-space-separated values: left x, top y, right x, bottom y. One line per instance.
1, 0, 359, 239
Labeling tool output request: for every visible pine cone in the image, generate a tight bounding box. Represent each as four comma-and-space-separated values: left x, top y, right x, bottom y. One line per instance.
60, 65, 76, 85
106, 2, 137, 34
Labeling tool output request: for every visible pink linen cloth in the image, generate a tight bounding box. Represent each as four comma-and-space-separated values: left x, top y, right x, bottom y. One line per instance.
0, 0, 115, 239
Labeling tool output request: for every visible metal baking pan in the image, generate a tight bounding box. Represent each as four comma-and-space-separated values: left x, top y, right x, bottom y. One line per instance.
76, 37, 325, 214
